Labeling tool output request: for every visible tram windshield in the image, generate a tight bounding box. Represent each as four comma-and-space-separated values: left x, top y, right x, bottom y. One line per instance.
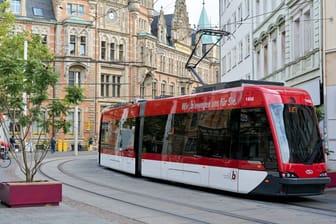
270, 104, 324, 164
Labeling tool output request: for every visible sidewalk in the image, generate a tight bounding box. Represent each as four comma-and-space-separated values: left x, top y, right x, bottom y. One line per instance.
0, 151, 125, 224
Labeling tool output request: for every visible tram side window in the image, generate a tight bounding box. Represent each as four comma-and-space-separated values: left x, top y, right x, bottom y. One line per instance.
237, 108, 276, 163
142, 115, 166, 153
100, 121, 113, 149
196, 110, 232, 158
100, 118, 136, 151
169, 113, 197, 155
119, 118, 136, 151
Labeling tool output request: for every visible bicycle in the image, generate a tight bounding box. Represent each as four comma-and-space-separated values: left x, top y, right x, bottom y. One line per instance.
0, 147, 11, 168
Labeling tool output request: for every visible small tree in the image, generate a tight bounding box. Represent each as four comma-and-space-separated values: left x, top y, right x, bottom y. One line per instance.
0, 3, 84, 182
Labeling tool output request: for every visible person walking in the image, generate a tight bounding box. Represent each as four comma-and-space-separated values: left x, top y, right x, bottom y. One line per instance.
50, 137, 56, 153
9, 135, 15, 151
88, 137, 93, 151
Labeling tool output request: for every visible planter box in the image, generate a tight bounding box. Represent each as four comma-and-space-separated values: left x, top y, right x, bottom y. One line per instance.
0, 181, 62, 207
327, 172, 336, 188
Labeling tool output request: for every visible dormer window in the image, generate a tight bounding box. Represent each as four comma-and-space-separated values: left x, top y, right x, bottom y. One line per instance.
33, 7, 43, 16
10, 0, 21, 14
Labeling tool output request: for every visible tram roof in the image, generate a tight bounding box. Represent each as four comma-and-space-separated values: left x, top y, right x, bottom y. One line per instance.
102, 82, 313, 118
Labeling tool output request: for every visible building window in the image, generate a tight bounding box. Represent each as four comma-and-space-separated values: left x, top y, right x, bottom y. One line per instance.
67, 3, 84, 16
169, 83, 175, 96
79, 36, 86, 56
10, 0, 21, 14
101, 74, 110, 97
110, 43, 115, 61
180, 87, 186, 96
271, 31, 277, 72
280, 24, 286, 67
238, 41, 243, 63
101, 74, 121, 97
32, 111, 47, 134
245, 34, 250, 58
33, 7, 43, 16
293, 17, 301, 59
303, 9, 312, 53
41, 34, 47, 45
152, 80, 157, 98
68, 71, 81, 86
245, 0, 250, 18
161, 81, 166, 96
68, 111, 81, 134
112, 76, 121, 97
119, 44, 124, 61
237, 4, 242, 27
263, 42, 268, 76
140, 82, 145, 98
101, 41, 106, 60
69, 35, 76, 55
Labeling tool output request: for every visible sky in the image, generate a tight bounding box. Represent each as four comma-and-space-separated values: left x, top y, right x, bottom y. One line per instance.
153, 0, 219, 28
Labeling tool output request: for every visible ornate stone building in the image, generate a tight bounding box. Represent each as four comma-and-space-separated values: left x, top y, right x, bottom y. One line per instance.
8, 0, 219, 149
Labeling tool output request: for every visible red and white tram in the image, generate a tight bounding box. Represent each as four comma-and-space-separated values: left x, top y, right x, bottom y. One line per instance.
98, 81, 330, 196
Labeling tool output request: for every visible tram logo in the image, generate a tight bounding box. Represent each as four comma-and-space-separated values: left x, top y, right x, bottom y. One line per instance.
231, 171, 237, 180
305, 169, 314, 175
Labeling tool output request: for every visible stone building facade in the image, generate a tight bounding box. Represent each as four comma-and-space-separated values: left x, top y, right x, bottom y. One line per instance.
8, 0, 219, 149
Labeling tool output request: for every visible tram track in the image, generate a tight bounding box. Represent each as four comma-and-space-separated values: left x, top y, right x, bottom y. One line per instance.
38, 157, 336, 224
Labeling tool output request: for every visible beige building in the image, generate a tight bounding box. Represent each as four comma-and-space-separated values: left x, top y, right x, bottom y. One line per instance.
8, 0, 219, 149
323, 0, 336, 169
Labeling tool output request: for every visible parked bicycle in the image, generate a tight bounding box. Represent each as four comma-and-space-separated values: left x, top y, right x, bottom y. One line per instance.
0, 147, 11, 168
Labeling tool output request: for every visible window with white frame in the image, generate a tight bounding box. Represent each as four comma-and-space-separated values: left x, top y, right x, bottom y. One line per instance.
237, 4, 242, 27
152, 80, 157, 98
10, 0, 21, 14
245, 0, 250, 18
79, 36, 86, 56
68, 71, 82, 87
245, 34, 250, 58
293, 16, 301, 59
110, 43, 116, 60
238, 41, 243, 63
119, 44, 124, 61
100, 74, 121, 97
67, 3, 84, 16
68, 111, 81, 134
271, 30, 277, 72
161, 81, 166, 96
32, 111, 47, 134
232, 47, 237, 67
101, 41, 106, 60
169, 83, 175, 96
263, 39, 268, 76
280, 23, 286, 67
69, 35, 76, 55
303, 9, 313, 53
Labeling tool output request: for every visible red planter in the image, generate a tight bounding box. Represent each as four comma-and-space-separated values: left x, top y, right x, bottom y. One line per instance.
0, 181, 62, 207
327, 172, 336, 188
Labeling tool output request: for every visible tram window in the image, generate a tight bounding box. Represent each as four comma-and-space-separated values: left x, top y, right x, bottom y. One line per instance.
170, 113, 196, 155
143, 115, 166, 153
100, 117, 136, 151
196, 110, 232, 158
236, 108, 276, 163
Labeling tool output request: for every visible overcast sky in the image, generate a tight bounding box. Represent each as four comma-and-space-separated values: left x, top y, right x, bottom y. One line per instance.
153, 0, 219, 28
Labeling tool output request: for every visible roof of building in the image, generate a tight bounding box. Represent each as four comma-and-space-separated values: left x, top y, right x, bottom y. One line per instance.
26, 0, 55, 21
197, 2, 217, 44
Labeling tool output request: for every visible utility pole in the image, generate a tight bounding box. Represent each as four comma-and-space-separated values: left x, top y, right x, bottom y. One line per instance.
74, 72, 79, 156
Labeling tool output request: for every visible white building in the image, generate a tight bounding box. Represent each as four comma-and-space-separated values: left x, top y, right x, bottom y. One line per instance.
220, 0, 336, 168
219, 0, 253, 81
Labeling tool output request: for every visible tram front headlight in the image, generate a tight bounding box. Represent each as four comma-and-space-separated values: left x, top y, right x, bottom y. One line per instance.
319, 172, 328, 177
280, 172, 297, 178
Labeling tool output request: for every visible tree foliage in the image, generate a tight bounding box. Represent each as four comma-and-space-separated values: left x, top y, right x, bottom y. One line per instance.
0, 3, 84, 182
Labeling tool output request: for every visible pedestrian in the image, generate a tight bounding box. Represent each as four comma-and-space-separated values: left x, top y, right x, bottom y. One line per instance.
9, 135, 15, 151
50, 137, 56, 153
88, 137, 93, 151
